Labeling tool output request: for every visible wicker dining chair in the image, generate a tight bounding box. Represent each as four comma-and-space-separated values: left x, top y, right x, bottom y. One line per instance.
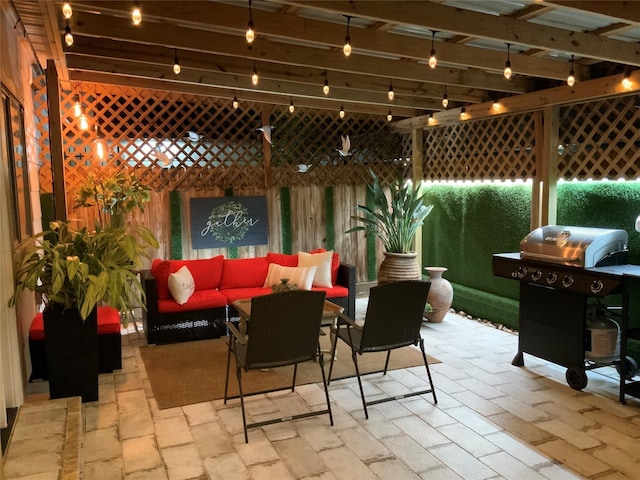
328, 280, 437, 419
223, 289, 333, 443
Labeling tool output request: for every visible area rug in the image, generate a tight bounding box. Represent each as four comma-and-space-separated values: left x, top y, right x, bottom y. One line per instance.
140, 330, 440, 409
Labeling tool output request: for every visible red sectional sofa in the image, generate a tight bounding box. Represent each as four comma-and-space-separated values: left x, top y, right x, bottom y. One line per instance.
141, 252, 356, 344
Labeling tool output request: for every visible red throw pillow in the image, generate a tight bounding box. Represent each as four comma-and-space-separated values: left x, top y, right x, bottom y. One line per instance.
310, 248, 340, 285
266, 252, 298, 267
151, 259, 184, 300
220, 257, 270, 289
185, 255, 224, 290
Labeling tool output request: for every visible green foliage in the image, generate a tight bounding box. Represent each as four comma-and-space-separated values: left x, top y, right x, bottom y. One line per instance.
9, 221, 159, 321
74, 172, 151, 228
348, 171, 433, 254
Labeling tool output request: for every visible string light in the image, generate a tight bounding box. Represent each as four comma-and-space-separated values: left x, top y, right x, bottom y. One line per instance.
251, 61, 259, 85
78, 112, 89, 131
492, 98, 500, 111
91, 124, 110, 161
442, 85, 449, 108
339, 104, 345, 119
387, 81, 394, 101
504, 43, 512, 80
132, 1, 142, 25
567, 55, 575, 87
343, 16, 352, 57
323, 71, 330, 95
246, 0, 255, 44
460, 106, 467, 120
64, 21, 73, 47
232, 96, 239, 109
73, 93, 82, 117
387, 110, 393, 122
427, 112, 435, 125
62, 2, 72, 19
289, 97, 295, 113
173, 49, 181, 75
428, 31, 438, 69
622, 72, 632, 91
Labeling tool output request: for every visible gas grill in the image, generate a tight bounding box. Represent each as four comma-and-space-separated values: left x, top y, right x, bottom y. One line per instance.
492, 225, 640, 396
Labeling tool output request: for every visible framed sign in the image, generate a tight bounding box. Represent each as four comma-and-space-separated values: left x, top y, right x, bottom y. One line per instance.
190, 196, 268, 249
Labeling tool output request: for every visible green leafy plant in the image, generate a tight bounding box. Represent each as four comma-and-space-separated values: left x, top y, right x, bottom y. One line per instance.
9, 221, 158, 321
74, 172, 151, 228
347, 171, 433, 253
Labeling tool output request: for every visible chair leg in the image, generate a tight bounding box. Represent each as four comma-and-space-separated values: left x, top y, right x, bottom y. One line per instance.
383, 350, 391, 375
224, 336, 233, 404
317, 350, 334, 426
291, 363, 298, 392
419, 338, 437, 404
327, 324, 340, 384
351, 350, 369, 419
236, 366, 249, 443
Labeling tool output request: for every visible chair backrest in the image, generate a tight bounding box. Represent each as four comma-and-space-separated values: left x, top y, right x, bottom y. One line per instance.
359, 280, 431, 351
245, 290, 327, 369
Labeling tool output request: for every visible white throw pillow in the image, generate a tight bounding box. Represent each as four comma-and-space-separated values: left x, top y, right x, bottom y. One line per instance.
168, 265, 196, 305
263, 264, 317, 291
298, 250, 333, 288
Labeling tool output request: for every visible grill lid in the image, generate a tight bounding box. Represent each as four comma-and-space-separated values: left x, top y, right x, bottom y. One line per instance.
520, 225, 628, 268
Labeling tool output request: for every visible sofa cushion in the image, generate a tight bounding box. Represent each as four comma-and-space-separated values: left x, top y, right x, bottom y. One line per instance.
158, 289, 228, 314
30, 306, 121, 341
220, 257, 270, 289
311, 248, 340, 286
312, 285, 349, 299
168, 265, 196, 305
152, 256, 224, 300
299, 250, 334, 288
221, 287, 272, 305
266, 252, 298, 267
263, 264, 317, 290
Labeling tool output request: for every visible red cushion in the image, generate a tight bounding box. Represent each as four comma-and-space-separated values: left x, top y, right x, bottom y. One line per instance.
310, 249, 340, 286
220, 257, 270, 289
266, 252, 298, 267
183, 256, 224, 291
312, 285, 348, 298
220, 287, 273, 305
158, 290, 228, 313
151, 259, 180, 300
29, 306, 120, 341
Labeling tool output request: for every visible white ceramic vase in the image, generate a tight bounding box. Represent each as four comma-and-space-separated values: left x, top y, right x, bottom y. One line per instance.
424, 267, 453, 323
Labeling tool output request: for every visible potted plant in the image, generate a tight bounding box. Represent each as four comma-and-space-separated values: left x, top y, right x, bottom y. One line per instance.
347, 171, 433, 284
9, 220, 157, 402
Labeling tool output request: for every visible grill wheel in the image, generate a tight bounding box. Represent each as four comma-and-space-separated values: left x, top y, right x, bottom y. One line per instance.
565, 367, 588, 391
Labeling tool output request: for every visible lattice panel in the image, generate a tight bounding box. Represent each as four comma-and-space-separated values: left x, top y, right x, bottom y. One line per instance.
269, 105, 406, 187
33, 75, 52, 193
559, 95, 640, 180
59, 83, 265, 194
422, 113, 537, 181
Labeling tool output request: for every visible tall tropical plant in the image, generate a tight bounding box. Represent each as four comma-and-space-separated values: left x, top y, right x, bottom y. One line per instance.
347, 171, 433, 253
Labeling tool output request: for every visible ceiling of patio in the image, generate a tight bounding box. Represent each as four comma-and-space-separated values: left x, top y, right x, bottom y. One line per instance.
11, 1, 640, 118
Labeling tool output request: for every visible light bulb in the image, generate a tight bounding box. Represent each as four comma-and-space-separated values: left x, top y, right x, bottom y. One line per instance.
73, 95, 82, 117
289, 100, 295, 113
343, 38, 352, 57
387, 111, 392, 122
492, 100, 500, 111
232, 96, 239, 109
62, 2, 72, 19
132, 2, 142, 25
246, 22, 255, 44
460, 107, 467, 120
429, 50, 437, 69
173, 61, 181, 75
323, 79, 330, 95
442, 94, 448, 108
91, 126, 110, 161
622, 74, 632, 91
387, 84, 394, 101
339, 106, 345, 119
251, 71, 258, 85
504, 62, 512, 80
78, 113, 89, 131
427, 113, 435, 125
567, 72, 575, 87
64, 23, 73, 47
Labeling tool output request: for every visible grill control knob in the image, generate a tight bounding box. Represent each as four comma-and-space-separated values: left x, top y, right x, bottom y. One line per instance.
562, 275, 574, 288
546, 272, 557, 284
531, 269, 542, 281
516, 266, 527, 278
591, 280, 604, 294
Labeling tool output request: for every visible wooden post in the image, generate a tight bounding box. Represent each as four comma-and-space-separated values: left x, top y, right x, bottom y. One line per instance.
46, 59, 67, 221
412, 127, 424, 269
540, 105, 559, 226
262, 104, 272, 190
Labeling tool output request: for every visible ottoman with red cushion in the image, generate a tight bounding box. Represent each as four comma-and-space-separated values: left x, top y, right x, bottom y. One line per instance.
28, 306, 122, 381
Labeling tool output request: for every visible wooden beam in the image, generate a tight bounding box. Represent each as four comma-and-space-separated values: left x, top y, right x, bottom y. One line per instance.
545, 1, 640, 24
45, 59, 67, 221
392, 69, 640, 132
510, 4, 556, 21
275, 1, 640, 66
